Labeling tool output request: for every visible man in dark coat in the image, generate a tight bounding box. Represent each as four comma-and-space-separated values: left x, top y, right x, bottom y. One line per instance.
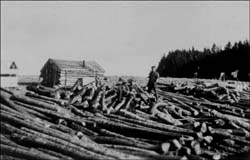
147, 66, 159, 100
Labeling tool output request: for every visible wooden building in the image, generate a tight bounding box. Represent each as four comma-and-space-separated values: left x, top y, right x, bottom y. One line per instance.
40, 59, 105, 87
0, 60, 18, 87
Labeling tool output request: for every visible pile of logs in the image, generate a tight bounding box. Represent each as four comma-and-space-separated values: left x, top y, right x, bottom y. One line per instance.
1, 78, 250, 160
157, 80, 250, 105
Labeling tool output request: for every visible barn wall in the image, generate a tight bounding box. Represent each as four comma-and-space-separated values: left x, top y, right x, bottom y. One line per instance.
59, 77, 96, 86
40, 59, 104, 87
58, 69, 103, 86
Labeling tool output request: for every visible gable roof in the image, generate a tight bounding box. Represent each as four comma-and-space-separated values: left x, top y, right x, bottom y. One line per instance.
50, 59, 105, 73
1, 60, 18, 74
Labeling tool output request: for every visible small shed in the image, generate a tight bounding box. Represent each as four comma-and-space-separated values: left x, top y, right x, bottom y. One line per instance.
40, 59, 105, 87
0, 60, 18, 87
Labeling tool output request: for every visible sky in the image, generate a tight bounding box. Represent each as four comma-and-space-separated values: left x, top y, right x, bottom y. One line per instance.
1, 1, 249, 76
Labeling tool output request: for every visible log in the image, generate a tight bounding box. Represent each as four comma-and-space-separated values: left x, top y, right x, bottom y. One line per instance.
90, 89, 103, 108
124, 94, 135, 110
155, 110, 183, 125
49, 124, 75, 135
134, 137, 162, 145
83, 87, 95, 101
0, 155, 25, 160
164, 100, 193, 117
0, 143, 60, 160
172, 139, 182, 150
171, 97, 199, 116
94, 128, 155, 147
215, 143, 238, 154
201, 150, 222, 160
3, 123, 115, 160
8, 100, 92, 127
105, 89, 117, 97
134, 109, 152, 120
103, 144, 159, 156
25, 92, 67, 106
161, 142, 171, 154
36, 148, 74, 160
111, 148, 186, 160
91, 136, 158, 150
0, 91, 28, 114
11, 93, 59, 111
2, 114, 141, 160
0, 134, 28, 149
106, 99, 118, 114
101, 89, 108, 111
11, 133, 107, 160
26, 85, 53, 97
20, 127, 115, 160
13, 101, 53, 121
25, 95, 57, 105
0, 109, 40, 126
0, 112, 73, 140
69, 95, 82, 105
104, 113, 194, 135
118, 109, 145, 121
191, 141, 202, 155
151, 102, 183, 125
90, 117, 185, 140
211, 110, 250, 131
105, 93, 118, 104
0, 103, 25, 116
210, 127, 250, 145
179, 146, 192, 156
186, 154, 208, 160
69, 122, 99, 136
212, 128, 250, 138
70, 105, 94, 117
114, 98, 126, 112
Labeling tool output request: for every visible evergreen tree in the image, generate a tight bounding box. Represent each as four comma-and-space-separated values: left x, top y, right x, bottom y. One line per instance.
157, 40, 250, 81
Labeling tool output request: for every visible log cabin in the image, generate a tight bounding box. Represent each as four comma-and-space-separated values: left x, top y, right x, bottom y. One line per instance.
0, 60, 18, 87
40, 59, 105, 87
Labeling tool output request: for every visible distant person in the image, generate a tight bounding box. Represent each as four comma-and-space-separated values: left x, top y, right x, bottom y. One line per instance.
147, 66, 159, 100
193, 72, 198, 78
197, 66, 200, 77
117, 78, 129, 102
231, 70, 239, 81
95, 74, 101, 87
193, 66, 200, 79
219, 72, 226, 81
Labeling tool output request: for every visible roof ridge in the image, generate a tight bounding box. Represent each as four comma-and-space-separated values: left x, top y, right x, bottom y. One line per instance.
48, 58, 105, 73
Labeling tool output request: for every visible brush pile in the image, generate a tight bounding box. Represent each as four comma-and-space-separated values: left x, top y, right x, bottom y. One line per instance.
1, 78, 250, 160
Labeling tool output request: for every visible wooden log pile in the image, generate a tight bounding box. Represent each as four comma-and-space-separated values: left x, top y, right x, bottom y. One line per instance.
157, 80, 249, 106
1, 78, 250, 160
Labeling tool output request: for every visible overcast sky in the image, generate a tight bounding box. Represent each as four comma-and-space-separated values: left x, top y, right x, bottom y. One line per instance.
1, 1, 249, 76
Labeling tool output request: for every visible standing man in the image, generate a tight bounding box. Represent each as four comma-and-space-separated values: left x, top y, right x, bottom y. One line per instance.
147, 66, 160, 100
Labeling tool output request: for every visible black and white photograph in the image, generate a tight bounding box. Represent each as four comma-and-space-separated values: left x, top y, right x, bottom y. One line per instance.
0, 1, 249, 160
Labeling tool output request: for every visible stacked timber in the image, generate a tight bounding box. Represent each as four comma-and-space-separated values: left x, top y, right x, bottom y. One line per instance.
1, 78, 250, 160
157, 80, 250, 105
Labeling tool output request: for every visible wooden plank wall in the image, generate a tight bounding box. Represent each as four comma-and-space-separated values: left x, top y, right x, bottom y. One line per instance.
58, 69, 103, 86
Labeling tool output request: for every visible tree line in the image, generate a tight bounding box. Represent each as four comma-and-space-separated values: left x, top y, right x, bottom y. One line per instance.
156, 40, 250, 81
